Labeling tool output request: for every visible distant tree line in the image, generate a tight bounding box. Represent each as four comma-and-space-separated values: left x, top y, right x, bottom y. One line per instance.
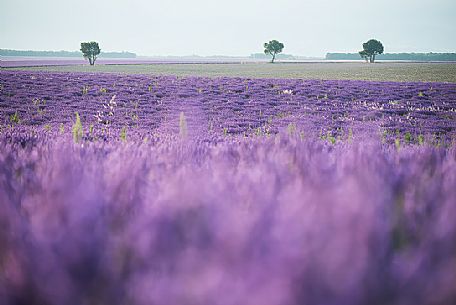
326, 52, 456, 61
0, 49, 136, 58
250, 53, 295, 60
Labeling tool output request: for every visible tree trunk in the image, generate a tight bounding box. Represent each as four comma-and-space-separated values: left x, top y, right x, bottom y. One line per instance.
271, 53, 276, 63
372, 54, 376, 63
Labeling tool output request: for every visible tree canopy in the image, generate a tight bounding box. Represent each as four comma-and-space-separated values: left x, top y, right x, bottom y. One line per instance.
359, 39, 384, 63
264, 40, 284, 63
80, 42, 101, 65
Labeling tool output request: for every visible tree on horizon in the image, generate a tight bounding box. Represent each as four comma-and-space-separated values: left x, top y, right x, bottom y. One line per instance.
264, 40, 284, 63
80, 42, 101, 65
359, 39, 384, 63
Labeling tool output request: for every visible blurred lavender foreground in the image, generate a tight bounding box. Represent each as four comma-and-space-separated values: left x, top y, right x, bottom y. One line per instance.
1, 71, 456, 305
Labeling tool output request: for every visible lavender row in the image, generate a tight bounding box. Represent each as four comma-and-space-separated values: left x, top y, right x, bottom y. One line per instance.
1, 138, 456, 305
1, 70, 455, 144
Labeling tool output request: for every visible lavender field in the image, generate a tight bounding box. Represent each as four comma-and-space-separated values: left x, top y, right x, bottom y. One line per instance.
1, 70, 456, 305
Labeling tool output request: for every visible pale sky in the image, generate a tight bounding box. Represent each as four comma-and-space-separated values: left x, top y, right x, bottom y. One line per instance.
1, 0, 455, 57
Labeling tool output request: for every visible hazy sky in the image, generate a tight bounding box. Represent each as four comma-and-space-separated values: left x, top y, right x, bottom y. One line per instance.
1, 0, 455, 57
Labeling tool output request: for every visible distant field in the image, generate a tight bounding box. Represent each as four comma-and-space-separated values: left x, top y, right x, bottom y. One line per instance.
3, 62, 456, 82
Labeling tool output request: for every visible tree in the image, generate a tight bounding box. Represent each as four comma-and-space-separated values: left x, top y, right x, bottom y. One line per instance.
359, 39, 384, 63
264, 40, 284, 63
80, 41, 101, 65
